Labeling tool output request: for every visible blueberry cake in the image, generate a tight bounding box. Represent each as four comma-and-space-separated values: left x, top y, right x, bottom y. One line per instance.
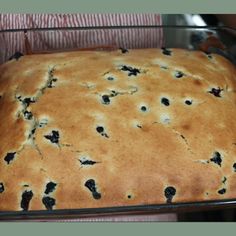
0, 48, 236, 211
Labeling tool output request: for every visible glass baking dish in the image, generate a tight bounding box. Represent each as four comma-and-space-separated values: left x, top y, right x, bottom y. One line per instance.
0, 25, 236, 220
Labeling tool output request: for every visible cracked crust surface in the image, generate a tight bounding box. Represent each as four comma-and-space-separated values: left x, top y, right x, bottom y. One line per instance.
1, 48, 236, 211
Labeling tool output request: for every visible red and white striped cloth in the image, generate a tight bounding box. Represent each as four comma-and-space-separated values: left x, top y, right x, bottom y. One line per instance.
0, 13, 162, 29
0, 14, 163, 64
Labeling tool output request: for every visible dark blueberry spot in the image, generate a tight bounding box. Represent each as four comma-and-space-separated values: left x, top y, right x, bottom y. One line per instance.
222, 177, 227, 184
141, 106, 147, 112
84, 179, 101, 200
92, 192, 101, 200
102, 95, 110, 105
107, 76, 114, 81
21, 190, 33, 211
127, 195, 132, 199
4, 152, 16, 164
218, 188, 226, 195
31, 128, 36, 135
161, 47, 172, 56
110, 90, 118, 97
164, 186, 176, 203
79, 159, 97, 165
28, 127, 36, 139
204, 52, 213, 59
120, 48, 129, 53
96, 126, 109, 138
101, 133, 109, 138
85, 179, 96, 192
137, 125, 142, 129
23, 97, 35, 107
160, 66, 168, 69
121, 65, 140, 76
208, 87, 223, 97
210, 151, 222, 167
233, 163, 236, 172
42, 196, 56, 210
161, 97, 170, 106
9, 52, 24, 61
24, 110, 33, 120
23, 184, 29, 187
0, 183, 4, 193
185, 100, 192, 105
44, 130, 60, 144
96, 126, 104, 133
45, 182, 57, 195
175, 71, 184, 78
48, 78, 57, 88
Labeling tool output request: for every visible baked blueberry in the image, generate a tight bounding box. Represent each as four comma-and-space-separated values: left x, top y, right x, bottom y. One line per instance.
4, 152, 16, 164
175, 71, 184, 78
24, 111, 33, 120
160, 66, 168, 69
121, 65, 140, 76
92, 192, 102, 200
23, 97, 35, 107
210, 151, 222, 167
208, 88, 223, 97
0, 183, 4, 193
45, 182, 57, 195
96, 126, 109, 138
48, 78, 57, 88
44, 130, 60, 144
21, 190, 33, 211
79, 159, 97, 165
110, 90, 118, 97
161, 47, 172, 56
42, 196, 56, 210
222, 177, 227, 184
85, 179, 96, 192
164, 186, 176, 203
9, 52, 24, 61
161, 98, 170, 106
141, 106, 147, 112
204, 52, 213, 59
96, 126, 104, 133
120, 48, 128, 53
233, 163, 236, 172
102, 95, 110, 105
185, 100, 192, 105
218, 188, 226, 195
107, 76, 114, 81
84, 179, 101, 200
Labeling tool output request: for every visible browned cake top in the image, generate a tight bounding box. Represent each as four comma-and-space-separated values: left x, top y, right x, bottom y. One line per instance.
0, 48, 236, 211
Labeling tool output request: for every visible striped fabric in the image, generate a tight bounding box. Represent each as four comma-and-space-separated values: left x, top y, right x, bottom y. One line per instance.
0, 14, 163, 64
0, 13, 162, 28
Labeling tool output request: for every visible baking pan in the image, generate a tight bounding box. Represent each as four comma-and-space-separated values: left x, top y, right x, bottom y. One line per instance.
0, 25, 236, 220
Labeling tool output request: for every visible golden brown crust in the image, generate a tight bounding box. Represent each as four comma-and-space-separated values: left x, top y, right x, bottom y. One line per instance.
1, 48, 236, 211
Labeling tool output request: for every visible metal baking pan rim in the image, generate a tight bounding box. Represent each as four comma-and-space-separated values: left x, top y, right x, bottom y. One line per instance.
1, 198, 236, 220
0, 25, 235, 33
